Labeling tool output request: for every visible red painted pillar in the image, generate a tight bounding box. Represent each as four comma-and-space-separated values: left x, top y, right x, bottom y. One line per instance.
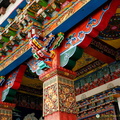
0, 86, 3, 101
39, 50, 77, 120
0, 76, 5, 101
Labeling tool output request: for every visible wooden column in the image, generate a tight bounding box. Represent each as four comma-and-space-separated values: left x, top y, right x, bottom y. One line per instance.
39, 49, 77, 120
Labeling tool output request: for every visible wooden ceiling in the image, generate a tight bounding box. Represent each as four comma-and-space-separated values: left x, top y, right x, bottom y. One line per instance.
21, 76, 43, 90
73, 53, 97, 72
100, 6, 120, 49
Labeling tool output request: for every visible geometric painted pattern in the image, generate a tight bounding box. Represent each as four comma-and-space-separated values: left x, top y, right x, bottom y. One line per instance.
0, 109, 12, 120
0, 102, 15, 120
59, 83, 77, 114
98, 13, 120, 40
44, 82, 58, 116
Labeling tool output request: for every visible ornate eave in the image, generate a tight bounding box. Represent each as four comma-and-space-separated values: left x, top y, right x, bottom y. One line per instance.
0, 0, 119, 76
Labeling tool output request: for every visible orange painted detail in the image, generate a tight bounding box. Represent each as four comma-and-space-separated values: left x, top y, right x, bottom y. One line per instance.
0, 42, 30, 71
44, 111, 77, 120
52, 49, 60, 67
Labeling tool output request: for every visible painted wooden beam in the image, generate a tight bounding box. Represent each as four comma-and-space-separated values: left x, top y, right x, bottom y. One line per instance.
0, 0, 111, 76
84, 46, 115, 64
51, 0, 110, 34
0, 0, 26, 26
76, 78, 120, 101
0, 49, 32, 76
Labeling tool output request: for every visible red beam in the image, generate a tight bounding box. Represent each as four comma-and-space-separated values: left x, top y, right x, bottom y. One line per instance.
84, 46, 115, 64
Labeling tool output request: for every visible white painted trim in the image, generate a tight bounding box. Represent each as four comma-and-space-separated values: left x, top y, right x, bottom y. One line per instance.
76, 78, 120, 102
0, 0, 23, 25
0, 0, 3, 3
117, 97, 120, 111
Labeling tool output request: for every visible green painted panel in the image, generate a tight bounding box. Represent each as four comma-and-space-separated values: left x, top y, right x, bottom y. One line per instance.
8, 30, 16, 36
64, 59, 76, 70
38, 0, 48, 7
8, 89, 17, 96
4, 96, 14, 103
2, 88, 17, 102
70, 47, 83, 61
2, 36, 9, 42
0, 43, 3, 48
27, 11, 35, 17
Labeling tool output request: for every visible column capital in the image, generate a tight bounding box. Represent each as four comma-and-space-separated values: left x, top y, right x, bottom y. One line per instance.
43, 72, 77, 120
0, 102, 15, 110
39, 66, 76, 81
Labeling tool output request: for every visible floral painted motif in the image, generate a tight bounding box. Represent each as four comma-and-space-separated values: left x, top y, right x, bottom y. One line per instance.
43, 82, 58, 116
43, 75, 77, 116
59, 83, 77, 114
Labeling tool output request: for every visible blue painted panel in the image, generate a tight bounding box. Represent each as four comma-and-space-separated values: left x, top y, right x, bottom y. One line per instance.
52, 0, 109, 34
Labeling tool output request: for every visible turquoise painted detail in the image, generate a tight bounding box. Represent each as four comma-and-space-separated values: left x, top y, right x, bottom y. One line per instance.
38, 61, 50, 70
60, 46, 83, 70
33, 53, 40, 59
